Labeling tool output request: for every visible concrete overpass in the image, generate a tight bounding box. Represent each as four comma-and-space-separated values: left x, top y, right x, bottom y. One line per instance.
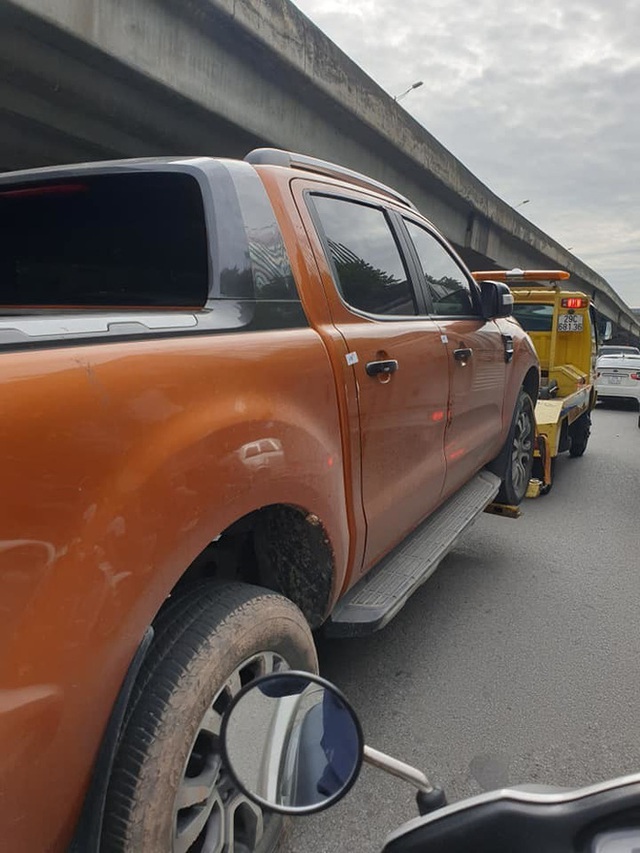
1, 0, 638, 339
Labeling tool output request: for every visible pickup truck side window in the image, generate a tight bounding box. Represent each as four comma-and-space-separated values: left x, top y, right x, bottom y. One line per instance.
403, 220, 478, 317
311, 195, 418, 317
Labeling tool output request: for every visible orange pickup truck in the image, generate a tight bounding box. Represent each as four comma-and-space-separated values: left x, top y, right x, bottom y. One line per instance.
0, 149, 538, 853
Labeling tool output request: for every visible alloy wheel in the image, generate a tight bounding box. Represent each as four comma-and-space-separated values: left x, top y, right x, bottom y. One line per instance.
511, 408, 534, 496
173, 651, 287, 853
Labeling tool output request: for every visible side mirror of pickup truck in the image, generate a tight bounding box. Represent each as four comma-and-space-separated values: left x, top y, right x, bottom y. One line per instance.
480, 280, 514, 319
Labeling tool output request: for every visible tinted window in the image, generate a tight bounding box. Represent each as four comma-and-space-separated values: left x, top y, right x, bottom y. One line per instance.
512, 303, 554, 332
404, 220, 476, 316
598, 345, 640, 356
0, 172, 209, 308
231, 165, 300, 302
312, 196, 417, 316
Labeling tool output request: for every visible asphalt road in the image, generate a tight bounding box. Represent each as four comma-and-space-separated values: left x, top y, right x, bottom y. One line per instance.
283, 403, 640, 852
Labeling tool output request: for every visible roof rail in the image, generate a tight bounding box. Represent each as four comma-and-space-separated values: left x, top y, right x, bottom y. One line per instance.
245, 148, 417, 211
472, 268, 570, 283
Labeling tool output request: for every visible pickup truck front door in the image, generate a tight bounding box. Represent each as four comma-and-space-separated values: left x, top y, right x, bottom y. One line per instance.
304, 192, 449, 572
401, 219, 507, 498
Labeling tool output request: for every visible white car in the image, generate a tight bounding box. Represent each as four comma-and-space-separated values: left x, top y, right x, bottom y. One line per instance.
596, 351, 640, 406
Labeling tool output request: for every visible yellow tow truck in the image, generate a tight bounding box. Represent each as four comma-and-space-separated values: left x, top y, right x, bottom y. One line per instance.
473, 269, 598, 495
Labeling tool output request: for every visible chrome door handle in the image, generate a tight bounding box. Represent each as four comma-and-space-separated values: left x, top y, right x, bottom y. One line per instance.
366, 359, 399, 377
453, 348, 473, 363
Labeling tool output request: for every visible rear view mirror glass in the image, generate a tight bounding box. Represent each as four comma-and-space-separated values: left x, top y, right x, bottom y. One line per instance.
221, 672, 364, 814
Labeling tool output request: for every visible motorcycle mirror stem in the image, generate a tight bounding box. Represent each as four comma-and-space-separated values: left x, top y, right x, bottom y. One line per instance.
221, 671, 447, 818
363, 745, 447, 815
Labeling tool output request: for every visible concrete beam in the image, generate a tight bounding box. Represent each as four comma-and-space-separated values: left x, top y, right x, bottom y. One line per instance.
1, 0, 638, 336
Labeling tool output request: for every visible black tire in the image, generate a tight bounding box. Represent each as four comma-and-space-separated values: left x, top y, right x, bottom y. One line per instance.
569, 411, 591, 457
101, 583, 318, 853
496, 390, 536, 505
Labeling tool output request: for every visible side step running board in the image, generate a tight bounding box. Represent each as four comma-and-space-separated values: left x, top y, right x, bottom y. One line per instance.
325, 470, 501, 638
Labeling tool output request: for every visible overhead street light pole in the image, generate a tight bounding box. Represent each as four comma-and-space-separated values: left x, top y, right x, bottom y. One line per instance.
394, 80, 424, 102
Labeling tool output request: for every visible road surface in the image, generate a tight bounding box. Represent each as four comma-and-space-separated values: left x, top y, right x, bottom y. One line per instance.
283, 403, 640, 852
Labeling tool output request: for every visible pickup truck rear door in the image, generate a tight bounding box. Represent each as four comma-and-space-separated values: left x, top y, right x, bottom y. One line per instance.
297, 187, 449, 572
399, 218, 507, 497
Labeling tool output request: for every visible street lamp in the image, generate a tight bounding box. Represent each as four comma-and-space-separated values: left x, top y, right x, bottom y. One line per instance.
514, 199, 530, 209
394, 80, 424, 102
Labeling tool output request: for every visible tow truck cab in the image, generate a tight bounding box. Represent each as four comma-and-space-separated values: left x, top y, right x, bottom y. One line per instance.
510, 286, 597, 397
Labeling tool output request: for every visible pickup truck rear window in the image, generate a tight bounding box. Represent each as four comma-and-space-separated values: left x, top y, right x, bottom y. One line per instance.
512, 303, 554, 332
0, 172, 209, 308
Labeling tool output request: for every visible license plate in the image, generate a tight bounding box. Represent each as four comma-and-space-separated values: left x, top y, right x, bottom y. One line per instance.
607, 375, 622, 385
558, 313, 583, 332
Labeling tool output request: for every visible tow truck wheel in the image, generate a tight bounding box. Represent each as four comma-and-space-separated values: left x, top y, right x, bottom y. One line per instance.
496, 390, 535, 505
569, 411, 591, 457
101, 582, 318, 853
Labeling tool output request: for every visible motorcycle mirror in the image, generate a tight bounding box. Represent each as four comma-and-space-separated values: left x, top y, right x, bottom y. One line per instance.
220, 671, 364, 814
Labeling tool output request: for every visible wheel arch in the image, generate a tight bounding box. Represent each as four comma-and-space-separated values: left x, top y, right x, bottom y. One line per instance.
165, 502, 339, 630
67, 494, 341, 851
521, 365, 540, 405
68, 626, 155, 853
69, 491, 337, 850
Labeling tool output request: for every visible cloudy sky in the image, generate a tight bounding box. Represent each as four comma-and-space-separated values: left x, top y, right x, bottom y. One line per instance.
292, 0, 640, 307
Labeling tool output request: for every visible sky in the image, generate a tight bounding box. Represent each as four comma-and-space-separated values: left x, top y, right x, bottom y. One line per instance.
292, 0, 640, 308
